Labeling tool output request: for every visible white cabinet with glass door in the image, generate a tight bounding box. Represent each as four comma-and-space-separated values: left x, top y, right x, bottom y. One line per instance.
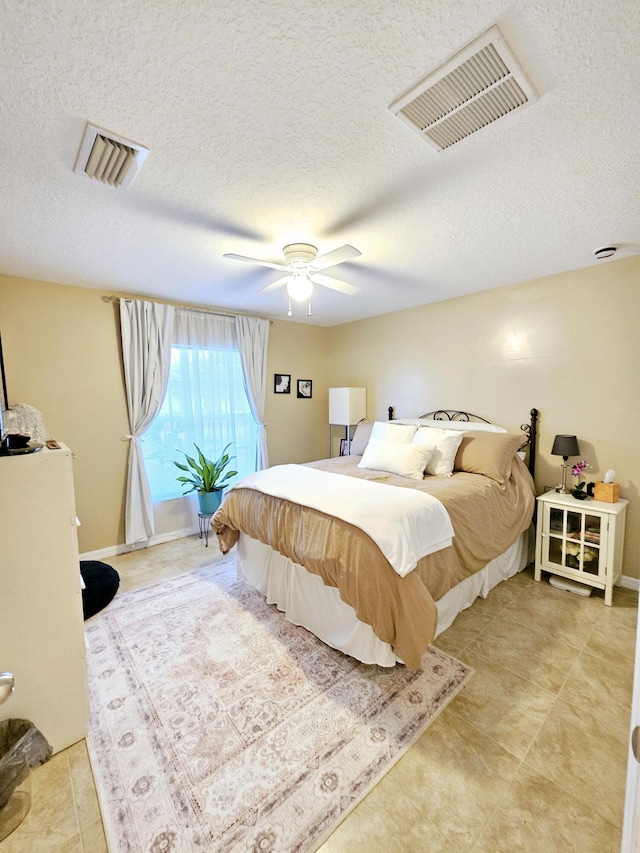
534, 491, 628, 605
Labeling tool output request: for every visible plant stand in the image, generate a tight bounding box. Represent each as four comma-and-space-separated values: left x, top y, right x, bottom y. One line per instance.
198, 512, 214, 547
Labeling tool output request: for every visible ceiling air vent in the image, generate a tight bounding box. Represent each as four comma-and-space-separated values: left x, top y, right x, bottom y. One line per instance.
73, 123, 149, 188
389, 26, 536, 151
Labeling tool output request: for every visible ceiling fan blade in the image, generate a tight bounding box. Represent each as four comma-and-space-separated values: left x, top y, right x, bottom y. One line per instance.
258, 275, 290, 293
223, 252, 287, 271
311, 273, 360, 296
309, 244, 361, 271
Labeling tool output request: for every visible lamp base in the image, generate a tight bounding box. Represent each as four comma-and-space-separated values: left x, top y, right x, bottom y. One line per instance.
555, 460, 571, 494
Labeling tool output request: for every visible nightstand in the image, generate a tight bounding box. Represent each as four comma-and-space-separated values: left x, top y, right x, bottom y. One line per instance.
535, 491, 628, 605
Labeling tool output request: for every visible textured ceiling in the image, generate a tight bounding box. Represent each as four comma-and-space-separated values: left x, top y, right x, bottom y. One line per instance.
1, 0, 639, 326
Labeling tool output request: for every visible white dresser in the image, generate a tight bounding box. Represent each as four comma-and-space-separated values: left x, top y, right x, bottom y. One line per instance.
0, 445, 89, 754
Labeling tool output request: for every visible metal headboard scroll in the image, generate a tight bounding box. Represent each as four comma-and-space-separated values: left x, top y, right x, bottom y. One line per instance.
387, 407, 491, 423
420, 409, 492, 423
387, 406, 539, 479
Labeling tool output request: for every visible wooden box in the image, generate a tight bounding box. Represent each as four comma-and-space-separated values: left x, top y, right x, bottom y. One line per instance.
594, 481, 620, 503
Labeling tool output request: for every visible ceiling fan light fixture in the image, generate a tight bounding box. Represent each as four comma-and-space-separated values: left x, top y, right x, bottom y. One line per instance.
225, 241, 360, 317
287, 270, 313, 302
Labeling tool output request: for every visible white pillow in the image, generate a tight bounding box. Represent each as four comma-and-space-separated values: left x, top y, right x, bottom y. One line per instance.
412, 427, 465, 476
357, 439, 433, 480
369, 421, 417, 444
394, 417, 507, 434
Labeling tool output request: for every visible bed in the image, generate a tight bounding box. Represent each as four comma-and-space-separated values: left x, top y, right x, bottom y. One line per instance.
213, 408, 538, 669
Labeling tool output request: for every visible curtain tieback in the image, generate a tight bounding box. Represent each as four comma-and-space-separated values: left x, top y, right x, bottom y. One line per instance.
121, 434, 138, 441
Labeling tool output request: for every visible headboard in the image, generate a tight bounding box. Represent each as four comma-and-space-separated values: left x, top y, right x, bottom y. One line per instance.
387, 406, 539, 479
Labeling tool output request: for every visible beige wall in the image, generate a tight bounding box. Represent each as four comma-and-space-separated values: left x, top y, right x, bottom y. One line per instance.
2, 257, 638, 579
327, 255, 640, 579
265, 319, 329, 464
0, 275, 328, 552
0, 277, 130, 552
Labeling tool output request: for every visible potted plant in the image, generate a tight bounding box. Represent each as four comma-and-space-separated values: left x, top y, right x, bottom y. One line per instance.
570, 459, 593, 500
173, 443, 237, 515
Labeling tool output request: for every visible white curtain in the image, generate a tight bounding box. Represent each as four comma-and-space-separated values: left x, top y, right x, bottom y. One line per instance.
173, 308, 236, 348
235, 315, 270, 470
120, 299, 174, 544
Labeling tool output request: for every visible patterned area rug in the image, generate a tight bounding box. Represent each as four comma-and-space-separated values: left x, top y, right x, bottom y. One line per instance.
86, 554, 472, 852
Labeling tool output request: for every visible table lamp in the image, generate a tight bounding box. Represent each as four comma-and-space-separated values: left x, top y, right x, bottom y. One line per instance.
551, 434, 580, 493
329, 387, 366, 455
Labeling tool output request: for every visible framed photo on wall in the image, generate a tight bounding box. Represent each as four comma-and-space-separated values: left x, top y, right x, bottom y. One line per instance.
274, 373, 291, 394
339, 438, 349, 456
297, 379, 312, 399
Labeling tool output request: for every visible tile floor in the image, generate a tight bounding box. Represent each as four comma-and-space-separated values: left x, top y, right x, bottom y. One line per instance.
1, 536, 636, 852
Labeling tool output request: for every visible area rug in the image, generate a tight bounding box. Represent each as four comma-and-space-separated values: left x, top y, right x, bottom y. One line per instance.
85, 554, 472, 852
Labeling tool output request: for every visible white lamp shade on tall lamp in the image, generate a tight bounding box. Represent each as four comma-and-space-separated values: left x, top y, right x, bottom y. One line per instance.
329, 387, 367, 425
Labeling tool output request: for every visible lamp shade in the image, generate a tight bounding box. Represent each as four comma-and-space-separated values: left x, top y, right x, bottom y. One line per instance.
551, 434, 580, 458
329, 387, 366, 425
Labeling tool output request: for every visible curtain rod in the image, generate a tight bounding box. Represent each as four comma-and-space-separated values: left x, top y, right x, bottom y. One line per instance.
101, 295, 272, 324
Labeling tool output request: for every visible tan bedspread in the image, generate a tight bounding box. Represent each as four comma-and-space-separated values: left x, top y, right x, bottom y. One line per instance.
213, 455, 535, 669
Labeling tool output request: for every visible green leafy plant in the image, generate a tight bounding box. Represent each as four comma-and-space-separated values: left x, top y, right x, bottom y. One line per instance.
173, 443, 237, 494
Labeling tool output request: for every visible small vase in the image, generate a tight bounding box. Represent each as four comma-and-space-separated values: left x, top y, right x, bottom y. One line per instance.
197, 491, 222, 515
571, 487, 589, 500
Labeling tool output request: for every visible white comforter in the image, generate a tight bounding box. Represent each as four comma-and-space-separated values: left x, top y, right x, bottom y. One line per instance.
230, 464, 454, 577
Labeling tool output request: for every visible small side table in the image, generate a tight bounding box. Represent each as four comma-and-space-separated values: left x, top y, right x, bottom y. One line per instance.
535, 491, 628, 605
198, 512, 214, 547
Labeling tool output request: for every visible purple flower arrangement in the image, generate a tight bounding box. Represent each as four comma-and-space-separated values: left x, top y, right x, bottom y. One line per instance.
571, 460, 592, 499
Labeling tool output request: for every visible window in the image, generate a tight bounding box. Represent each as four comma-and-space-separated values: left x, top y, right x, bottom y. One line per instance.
142, 312, 258, 501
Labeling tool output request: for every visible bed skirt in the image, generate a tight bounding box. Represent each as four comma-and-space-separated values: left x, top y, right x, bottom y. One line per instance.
236, 531, 529, 667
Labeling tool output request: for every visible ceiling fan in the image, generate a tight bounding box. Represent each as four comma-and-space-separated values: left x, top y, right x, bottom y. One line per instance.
223, 242, 361, 315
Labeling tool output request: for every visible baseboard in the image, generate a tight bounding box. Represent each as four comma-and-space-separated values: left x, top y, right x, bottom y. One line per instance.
79, 524, 198, 561
619, 574, 640, 592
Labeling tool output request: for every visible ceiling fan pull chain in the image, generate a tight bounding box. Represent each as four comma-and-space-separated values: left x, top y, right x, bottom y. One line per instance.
307, 293, 312, 316
287, 293, 292, 317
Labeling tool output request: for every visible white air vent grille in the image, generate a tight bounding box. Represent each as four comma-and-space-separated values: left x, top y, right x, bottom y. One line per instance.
389, 27, 536, 151
74, 124, 149, 188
